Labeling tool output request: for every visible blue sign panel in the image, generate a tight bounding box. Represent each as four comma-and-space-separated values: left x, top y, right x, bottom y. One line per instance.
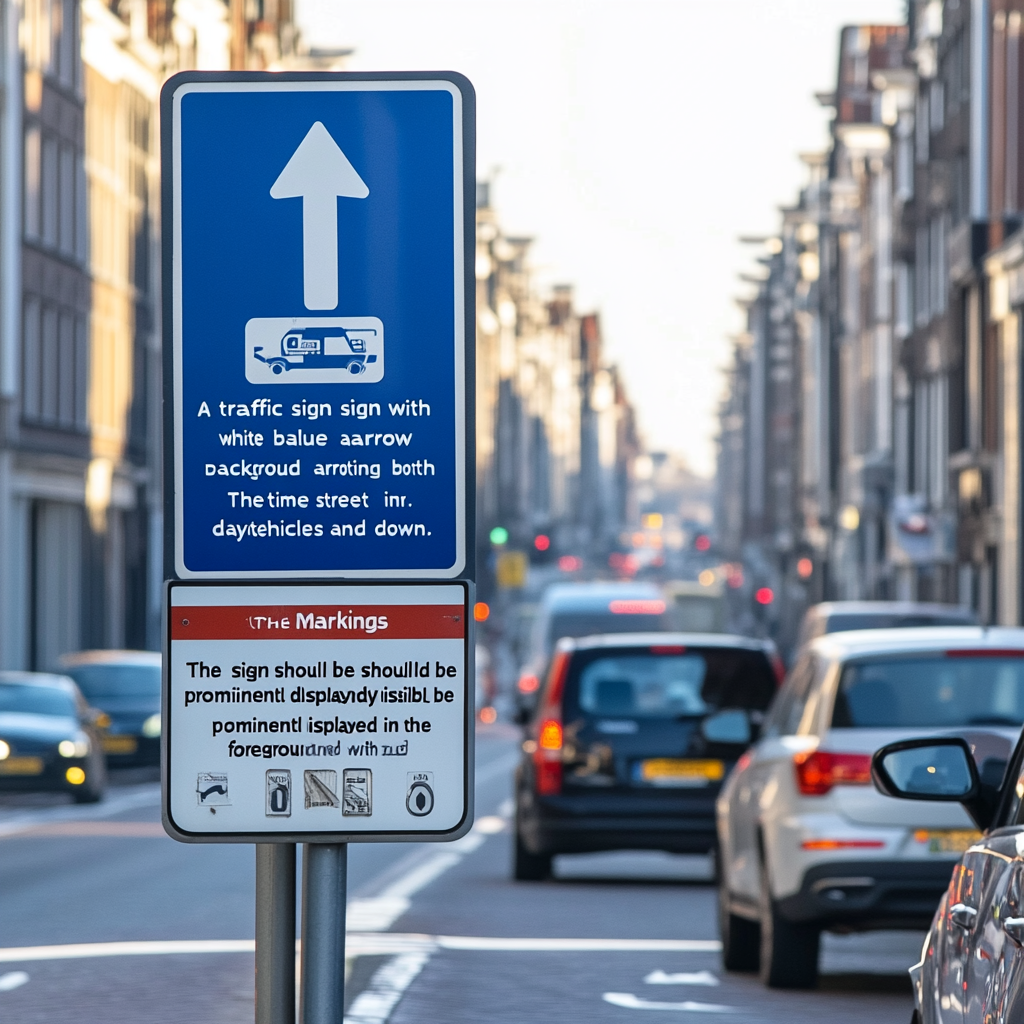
163, 75, 474, 578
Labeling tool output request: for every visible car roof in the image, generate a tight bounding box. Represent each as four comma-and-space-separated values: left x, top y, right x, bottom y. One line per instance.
559, 632, 773, 653
0, 670, 78, 693
541, 582, 664, 612
59, 649, 161, 668
805, 601, 977, 620
808, 625, 1024, 660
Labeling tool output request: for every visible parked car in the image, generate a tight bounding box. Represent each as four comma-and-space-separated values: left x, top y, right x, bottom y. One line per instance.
515, 582, 675, 719
60, 650, 161, 766
514, 631, 782, 880
716, 626, 1024, 990
872, 730, 1024, 1024
0, 671, 107, 802
796, 601, 978, 651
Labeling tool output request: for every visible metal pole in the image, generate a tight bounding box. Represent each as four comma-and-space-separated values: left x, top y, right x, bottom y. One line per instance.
300, 843, 347, 1024
256, 843, 297, 1024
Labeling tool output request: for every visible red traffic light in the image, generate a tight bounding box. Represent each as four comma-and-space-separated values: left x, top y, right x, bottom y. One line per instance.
755, 587, 774, 605
534, 534, 551, 551
695, 534, 711, 552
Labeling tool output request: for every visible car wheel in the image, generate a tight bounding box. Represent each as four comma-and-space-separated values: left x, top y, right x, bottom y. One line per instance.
758, 858, 819, 988
73, 779, 104, 804
718, 874, 760, 972
513, 829, 552, 881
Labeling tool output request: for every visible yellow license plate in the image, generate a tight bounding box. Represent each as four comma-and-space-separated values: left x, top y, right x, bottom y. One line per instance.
913, 829, 982, 853
0, 756, 44, 775
638, 758, 725, 785
103, 736, 138, 755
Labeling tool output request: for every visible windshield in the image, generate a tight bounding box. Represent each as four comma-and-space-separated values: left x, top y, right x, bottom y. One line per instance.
568, 648, 777, 720
0, 683, 77, 718
65, 664, 160, 704
825, 613, 973, 634
833, 656, 1024, 728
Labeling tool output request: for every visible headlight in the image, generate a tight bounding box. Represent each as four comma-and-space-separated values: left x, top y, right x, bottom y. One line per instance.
0, 739, 9, 760
58, 736, 90, 758
142, 713, 161, 738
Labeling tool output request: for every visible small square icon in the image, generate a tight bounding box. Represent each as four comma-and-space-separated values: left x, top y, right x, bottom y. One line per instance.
266, 770, 292, 816
304, 769, 340, 809
197, 772, 229, 806
343, 769, 372, 816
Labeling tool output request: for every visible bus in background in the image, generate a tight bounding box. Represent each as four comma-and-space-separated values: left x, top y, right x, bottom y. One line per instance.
665, 580, 727, 633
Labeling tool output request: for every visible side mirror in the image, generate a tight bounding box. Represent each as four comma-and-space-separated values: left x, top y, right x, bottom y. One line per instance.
872, 736, 994, 831
701, 709, 752, 745
90, 708, 111, 729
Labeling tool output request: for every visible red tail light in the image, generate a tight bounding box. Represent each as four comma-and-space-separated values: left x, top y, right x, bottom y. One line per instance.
770, 652, 785, 685
533, 651, 570, 795
793, 750, 872, 796
517, 673, 540, 694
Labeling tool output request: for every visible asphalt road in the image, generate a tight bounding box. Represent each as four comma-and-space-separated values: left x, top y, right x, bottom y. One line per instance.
0, 724, 923, 1023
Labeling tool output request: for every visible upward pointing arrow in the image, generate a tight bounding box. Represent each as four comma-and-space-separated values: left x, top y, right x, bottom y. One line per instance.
270, 121, 369, 311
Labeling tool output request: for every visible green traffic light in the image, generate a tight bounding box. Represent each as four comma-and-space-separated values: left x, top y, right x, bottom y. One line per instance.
490, 526, 509, 545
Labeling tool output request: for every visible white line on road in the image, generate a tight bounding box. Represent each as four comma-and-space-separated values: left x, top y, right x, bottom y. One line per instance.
645, 969, 720, 985
603, 993, 734, 1013
0, 935, 722, 963
0, 971, 29, 991
344, 952, 431, 1024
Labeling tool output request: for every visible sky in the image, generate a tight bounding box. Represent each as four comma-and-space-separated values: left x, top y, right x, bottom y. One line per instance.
296, 0, 905, 477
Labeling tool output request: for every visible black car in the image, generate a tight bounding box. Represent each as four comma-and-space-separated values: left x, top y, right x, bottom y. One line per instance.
513, 632, 781, 880
60, 651, 161, 766
0, 672, 107, 802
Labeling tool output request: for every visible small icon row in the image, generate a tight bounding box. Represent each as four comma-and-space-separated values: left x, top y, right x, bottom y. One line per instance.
196, 769, 434, 818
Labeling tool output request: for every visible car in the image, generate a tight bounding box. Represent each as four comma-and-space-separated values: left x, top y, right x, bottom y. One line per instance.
59, 650, 161, 766
515, 582, 675, 718
871, 730, 1024, 1024
513, 631, 782, 881
716, 626, 1024, 990
0, 671, 108, 802
796, 600, 979, 650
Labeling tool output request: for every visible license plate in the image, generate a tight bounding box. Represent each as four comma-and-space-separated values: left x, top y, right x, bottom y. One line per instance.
103, 736, 138, 755
0, 756, 44, 776
913, 829, 982, 853
636, 758, 725, 787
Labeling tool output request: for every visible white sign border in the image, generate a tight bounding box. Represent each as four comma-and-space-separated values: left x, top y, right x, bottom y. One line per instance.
169, 79, 468, 579
161, 579, 475, 844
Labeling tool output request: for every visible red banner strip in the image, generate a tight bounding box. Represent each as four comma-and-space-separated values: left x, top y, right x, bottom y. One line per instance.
170, 604, 466, 641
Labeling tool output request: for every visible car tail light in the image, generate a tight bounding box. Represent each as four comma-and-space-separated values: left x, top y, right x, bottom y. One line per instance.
800, 839, 885, 851
770, 652, 785, 685
533, 651, 570, 795
517, 673, 540, 694
793, 749, 872, 796
608, 599, 666, 614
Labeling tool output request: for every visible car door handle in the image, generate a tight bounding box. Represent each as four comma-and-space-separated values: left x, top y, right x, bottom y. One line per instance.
1004, 917, 1024, 945
951, 904, 978, 929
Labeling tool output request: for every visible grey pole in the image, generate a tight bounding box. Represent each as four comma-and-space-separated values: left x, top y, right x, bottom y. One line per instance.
300, 843, 347, 1024
256, 843, 297, 1024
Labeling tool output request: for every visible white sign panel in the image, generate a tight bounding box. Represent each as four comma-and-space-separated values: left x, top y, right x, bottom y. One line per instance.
163, 581, 472, 841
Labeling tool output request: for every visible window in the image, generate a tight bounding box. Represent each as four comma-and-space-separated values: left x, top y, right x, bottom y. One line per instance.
58, 143, 74, 256
763, 654, 817, 736
24, 126, 40, 240
21, 297, 41, 420
21, 294, 87, 431
41, 134, 57, 248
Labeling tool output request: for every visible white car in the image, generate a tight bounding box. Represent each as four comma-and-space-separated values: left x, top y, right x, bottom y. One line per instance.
716, 627, 1024, 989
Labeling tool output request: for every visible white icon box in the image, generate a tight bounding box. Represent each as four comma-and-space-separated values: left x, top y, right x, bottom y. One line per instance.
406, 772, 434, 816
343, 769, 372, 815
245, 317, 384, 385
265, 769, 292, 816
197, 771, 230, 806
304, 769, 340, 809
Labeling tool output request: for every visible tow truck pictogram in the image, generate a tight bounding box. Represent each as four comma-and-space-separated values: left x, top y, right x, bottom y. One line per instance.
253, 327, 379, 375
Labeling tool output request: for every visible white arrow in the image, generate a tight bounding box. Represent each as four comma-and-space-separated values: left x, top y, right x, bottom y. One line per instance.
270, 121, 369, 311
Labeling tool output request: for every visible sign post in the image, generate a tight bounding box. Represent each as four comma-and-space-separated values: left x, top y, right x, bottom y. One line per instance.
160, 70, 475, 1024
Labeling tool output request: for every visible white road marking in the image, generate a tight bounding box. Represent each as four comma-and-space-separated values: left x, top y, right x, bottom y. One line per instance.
343, 952, 431, 1024
0, 935, 722, 962
0, 784, 161, 838
473, 751, 519, 786
0, 971, 29, 991
474, 815, 506, 834
604, 993, 734, 1013
645, 969, 719, 986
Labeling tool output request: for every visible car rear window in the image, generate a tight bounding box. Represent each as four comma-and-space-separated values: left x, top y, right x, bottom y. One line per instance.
66, 664, 160, 703
833, 655, 1024, 728
547, 609, 672, 649
825, 612, 973, 633
567, 648, 777, 719
0, 683, 77, 718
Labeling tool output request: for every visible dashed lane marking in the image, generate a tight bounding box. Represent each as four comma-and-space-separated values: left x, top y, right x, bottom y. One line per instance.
603, 993, 735, 1013
0, 971, 29, 991
645, 969, 720, 985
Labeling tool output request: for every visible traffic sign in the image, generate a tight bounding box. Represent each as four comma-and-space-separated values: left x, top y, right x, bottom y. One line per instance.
163, 580, 473, 842
161, 73, 475, 579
